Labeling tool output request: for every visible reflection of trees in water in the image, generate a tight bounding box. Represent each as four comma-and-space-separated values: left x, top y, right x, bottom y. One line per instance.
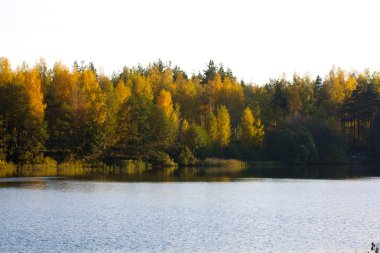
0, 179, 48, 190
245, 165, 380, 179
2, 163, 380, 182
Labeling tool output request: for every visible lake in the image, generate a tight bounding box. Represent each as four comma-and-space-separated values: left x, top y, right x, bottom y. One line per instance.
0, 166, 379, 252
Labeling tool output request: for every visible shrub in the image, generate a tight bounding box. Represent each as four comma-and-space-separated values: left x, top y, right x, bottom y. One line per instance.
148, 151, 177, 167
178, 146, 198, 166
269, 128, 318, 164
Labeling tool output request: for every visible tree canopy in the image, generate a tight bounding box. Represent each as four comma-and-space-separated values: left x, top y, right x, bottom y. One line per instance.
0, 57, 379, 165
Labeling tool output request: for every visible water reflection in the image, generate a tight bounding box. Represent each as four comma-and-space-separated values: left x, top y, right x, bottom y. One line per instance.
1, 165, 379, 184
1, 175, 379, 252
67, 165, 380, 181
0, 177, 51, 190
244, 165, 380, 179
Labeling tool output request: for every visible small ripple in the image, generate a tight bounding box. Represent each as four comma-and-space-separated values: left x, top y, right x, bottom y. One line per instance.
0, 179, 379, 252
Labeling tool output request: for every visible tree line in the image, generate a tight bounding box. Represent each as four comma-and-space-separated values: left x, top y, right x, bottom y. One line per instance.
0, 58, 379, 165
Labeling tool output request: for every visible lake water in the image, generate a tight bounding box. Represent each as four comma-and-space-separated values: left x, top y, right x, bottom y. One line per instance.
0, 166, 380, 252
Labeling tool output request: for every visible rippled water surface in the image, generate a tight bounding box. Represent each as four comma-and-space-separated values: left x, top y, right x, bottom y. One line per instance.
1, 172, 380, 252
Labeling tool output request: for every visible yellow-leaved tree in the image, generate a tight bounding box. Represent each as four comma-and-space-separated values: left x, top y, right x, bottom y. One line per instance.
100, 77, 131, 153
216, 105, 231, 147
157, 89, 174, 117
156, 89, 179, 126
0, 61, 47, 163
75, 67, 106, 158
25, 67, 46, 120
0, 58, 12, 85
132, 73, 153, 100
239, 107, 264, 148
207, 111, 218, 143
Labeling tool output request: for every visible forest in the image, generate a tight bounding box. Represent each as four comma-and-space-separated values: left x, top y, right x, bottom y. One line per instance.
0, 57, 379, 166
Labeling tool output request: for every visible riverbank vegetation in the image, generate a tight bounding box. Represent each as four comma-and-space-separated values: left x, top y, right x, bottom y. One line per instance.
0, 58, 379, 168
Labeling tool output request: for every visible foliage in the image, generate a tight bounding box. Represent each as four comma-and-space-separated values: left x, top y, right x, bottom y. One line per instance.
116, 95, 177, 163
0, 57, 379, 166
176, 146, 198, 166
207, 111, 218, 143
216, 105, 231, 148
341, 82, 379, 150
269, 128, 318, 164
285, 116, 348, 164
180, 122, 211, 157
239, 107, 264, 148
368, 112, 380, 159
0, 116, 9, 160
0, 61, 47, 164
147, 151, 176, 167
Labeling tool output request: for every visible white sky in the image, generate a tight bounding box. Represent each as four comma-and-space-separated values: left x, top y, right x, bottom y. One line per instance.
1, 0, 379, 84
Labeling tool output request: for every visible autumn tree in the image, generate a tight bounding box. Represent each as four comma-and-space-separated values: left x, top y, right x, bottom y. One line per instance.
116, 95, 177, 163
131, 72, 153, 100
216, 105, 231, 148
100, 77, 130, 153
239, 107, 264, 148
199, 73, 222, 123
0, 61, 47, 163
1, 58, 379, 164
0, 58, 12, 85
206, 111, 218, 143
173, 78, 198, 122
45, 63, 75, 158
156, 89, 179, 136
74, 66, 107, 159
46, 63, 107, 160
244, 85, 272, 129
157, 89, 174, 116
218, 76, 244, 127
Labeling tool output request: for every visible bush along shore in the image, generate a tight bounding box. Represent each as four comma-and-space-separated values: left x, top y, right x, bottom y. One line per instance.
0, 58, 379, 170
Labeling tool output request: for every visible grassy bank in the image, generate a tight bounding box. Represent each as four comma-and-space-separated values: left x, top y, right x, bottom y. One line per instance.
0, 160, 16, 177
